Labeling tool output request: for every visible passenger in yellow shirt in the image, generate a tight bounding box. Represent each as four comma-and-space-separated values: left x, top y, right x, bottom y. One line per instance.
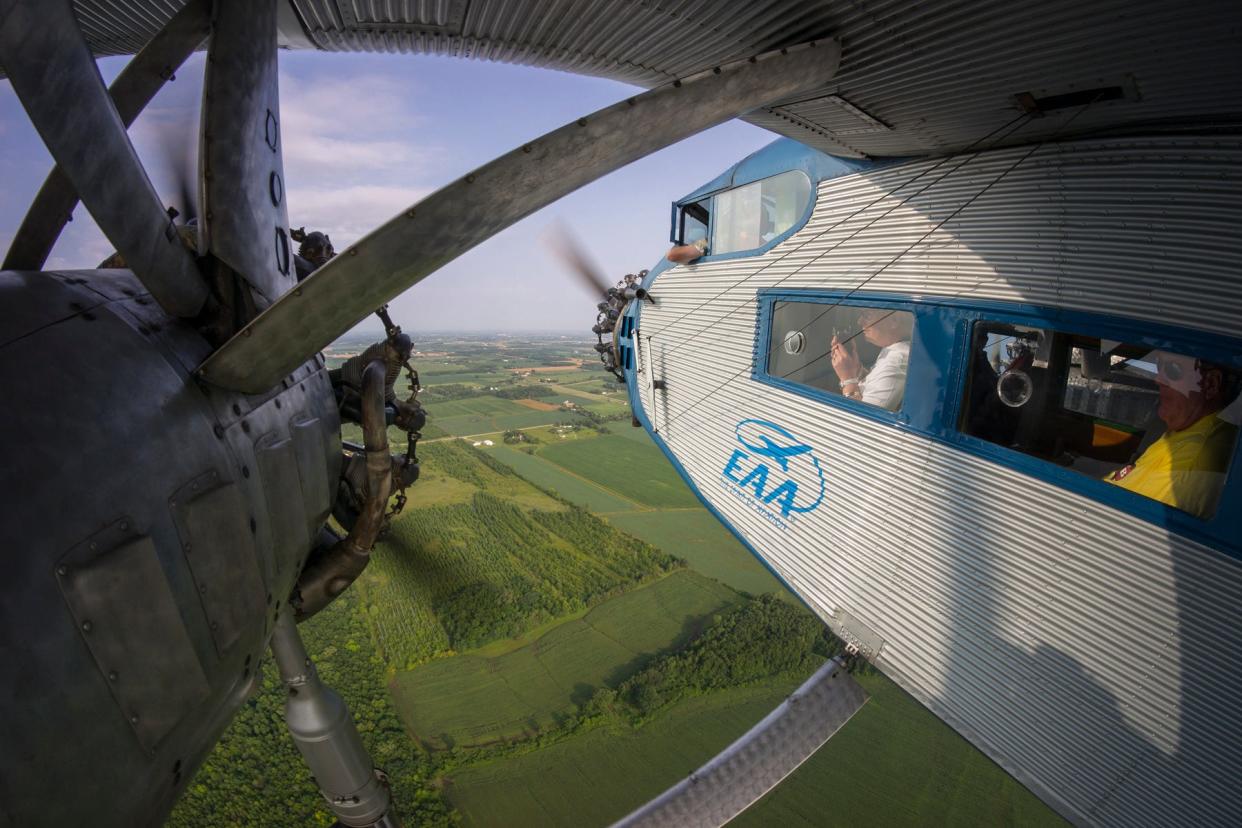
1106, 352, 1238, 519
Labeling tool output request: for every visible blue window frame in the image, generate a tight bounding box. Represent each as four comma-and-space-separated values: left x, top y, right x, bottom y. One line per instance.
754, 289, 1242, 555
671, 170, 815, 262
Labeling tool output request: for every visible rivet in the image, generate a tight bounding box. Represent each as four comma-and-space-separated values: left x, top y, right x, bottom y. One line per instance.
199, 584, 207, 594
130, 714, 139, 725
713, 67, 721, 74
81, 620, 93, 633
242, 466, 250, 478
577, 117, 588, 126
241, 421, 251, 434
119, 521, 129, 531
108, 671, 118, 682
349, 249, 358, 257
210, 621, 219, 631
243, 329, 252, 337
213, 424, 225, 439
294, 288, 302, 296
232, 404, 241, 415
406, 209, 416, 217
466, 174, 475, 183
522, 145, 532, 153
89, 542, 97, 551
183, 542, 191, 552
56, 565, 68, 576
672, 80, 682, 88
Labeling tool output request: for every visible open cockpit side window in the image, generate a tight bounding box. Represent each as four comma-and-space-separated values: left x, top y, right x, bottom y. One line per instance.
960, 322, 1240, 520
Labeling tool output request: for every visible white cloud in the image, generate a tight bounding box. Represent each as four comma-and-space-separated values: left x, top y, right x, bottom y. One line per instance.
285, 183, 431, 247
278, 71, 439, 185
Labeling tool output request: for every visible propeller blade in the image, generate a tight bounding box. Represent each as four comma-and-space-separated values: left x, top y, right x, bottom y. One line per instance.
198, 0, 293, 306
610, 657, 867, 828
155, 113, 200, 227
198, 40, 842, 392
0, 0, 207, 317
543, 222, 613, 296
2, 0, 210, 272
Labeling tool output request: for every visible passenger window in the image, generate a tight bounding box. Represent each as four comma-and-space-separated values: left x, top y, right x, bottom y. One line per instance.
712, 171, 811, 255
768, 301, 914, 412
960, 323, 1240, 519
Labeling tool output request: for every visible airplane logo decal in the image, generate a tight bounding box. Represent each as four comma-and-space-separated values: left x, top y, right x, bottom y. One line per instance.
721, 419, 826, 527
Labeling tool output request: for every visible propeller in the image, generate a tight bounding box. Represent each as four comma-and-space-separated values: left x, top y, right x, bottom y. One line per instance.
146, 108, 200, 231
543, 221, 613, 297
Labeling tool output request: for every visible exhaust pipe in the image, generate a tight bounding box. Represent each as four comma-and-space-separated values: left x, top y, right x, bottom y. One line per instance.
294, 360, 392, 621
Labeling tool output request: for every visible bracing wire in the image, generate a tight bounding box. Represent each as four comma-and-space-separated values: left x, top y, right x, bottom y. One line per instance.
650, 94, 1110, 436
651, 111, 1035, 359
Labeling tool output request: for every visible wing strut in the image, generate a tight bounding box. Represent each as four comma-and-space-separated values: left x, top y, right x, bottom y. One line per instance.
611, 657, 868, 828
0, 0, 207, 318
198, 0, 294, 307
1, 0, 210, 272
197, 40, 842, 392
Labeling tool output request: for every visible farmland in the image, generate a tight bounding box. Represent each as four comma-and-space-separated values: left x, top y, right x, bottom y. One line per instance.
445, 673, 1061, 828
390, 570, 742, 749
172, 334, 1063, 828
537, 434, 702, 508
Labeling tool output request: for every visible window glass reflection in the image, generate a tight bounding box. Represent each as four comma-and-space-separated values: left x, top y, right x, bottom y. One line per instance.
961, 323, 1240, 519
768, 301, 914, 412
711, 171, 811, 255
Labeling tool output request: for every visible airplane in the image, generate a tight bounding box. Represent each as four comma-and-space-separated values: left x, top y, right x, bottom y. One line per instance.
2, 1, 1241, 827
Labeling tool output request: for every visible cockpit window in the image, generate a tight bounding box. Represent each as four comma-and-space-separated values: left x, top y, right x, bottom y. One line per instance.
960, 322, 1240, 519
768, 301, 914, 412
712, 170, 811, 255
680, 199, 710, 248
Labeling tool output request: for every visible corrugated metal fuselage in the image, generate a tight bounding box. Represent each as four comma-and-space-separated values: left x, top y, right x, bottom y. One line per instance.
628, 134, 1242, 826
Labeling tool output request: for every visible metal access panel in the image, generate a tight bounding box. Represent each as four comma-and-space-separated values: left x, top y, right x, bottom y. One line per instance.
257, 434, 311, 580
55, 520, 209, 753
170, 472, 266, 657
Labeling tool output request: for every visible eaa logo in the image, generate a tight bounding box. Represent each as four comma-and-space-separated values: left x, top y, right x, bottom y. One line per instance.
721, 419, 825, 521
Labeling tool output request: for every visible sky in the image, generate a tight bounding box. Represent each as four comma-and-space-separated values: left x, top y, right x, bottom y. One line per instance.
0, 50, 775, 335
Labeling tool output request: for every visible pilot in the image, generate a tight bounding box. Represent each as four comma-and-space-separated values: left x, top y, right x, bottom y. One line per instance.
335, 333, 424, 431
829, 308, 913, 411
294, 230, 335, 281
1104, 352, 1238, 519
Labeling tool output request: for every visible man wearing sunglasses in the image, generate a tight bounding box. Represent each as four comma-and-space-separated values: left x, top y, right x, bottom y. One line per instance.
1105, 351, 1239, 519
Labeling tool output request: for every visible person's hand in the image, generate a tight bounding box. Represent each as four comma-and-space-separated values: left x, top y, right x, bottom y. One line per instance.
831, 335, 862, 381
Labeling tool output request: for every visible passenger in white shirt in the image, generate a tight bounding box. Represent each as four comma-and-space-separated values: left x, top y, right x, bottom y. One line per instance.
829, 308, 913, 411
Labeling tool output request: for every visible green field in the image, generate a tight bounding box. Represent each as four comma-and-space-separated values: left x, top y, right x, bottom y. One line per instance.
390, 571, 742, 750
445, 673, 1064, 828
437, 409, 591, 436
487, 445, 642, 513
608, 510, 787, 597
444, 681, 800, 827
360, 441, 677, 668
537, 434, 700, 508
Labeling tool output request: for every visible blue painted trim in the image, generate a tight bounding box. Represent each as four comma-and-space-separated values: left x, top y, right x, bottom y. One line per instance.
751, 288, 1242, 556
